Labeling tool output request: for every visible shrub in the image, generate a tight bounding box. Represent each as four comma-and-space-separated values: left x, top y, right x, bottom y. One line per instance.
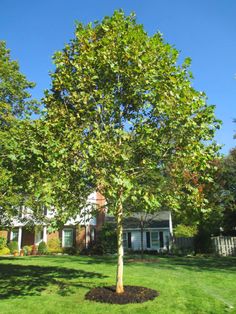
194, 228, 213, 254
0, 247, 10, 255
8, 241, 18, 254
171, 244, 194, 256
63, 247, 76, 255
23, 245, 32, 256
82, 224, 117, 256
31, 244, 38, 255
98, 223, 117, 254
47, 238, 63, 253
174, 224, 197, 238
38, 241, 48, 255
83, 241, 105, 255
0, 236, 7, 249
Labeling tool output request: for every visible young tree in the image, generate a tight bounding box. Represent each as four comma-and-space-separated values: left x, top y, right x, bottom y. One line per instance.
44, 11, 220, 293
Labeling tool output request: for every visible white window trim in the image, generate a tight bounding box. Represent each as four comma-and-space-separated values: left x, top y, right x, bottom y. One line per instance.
123, 232, 127, 249
35, 227, 44, 245
151, 231, 159, 249
10, 229, 19, 241
123, 231, 132, 249
62, 228, 74, 248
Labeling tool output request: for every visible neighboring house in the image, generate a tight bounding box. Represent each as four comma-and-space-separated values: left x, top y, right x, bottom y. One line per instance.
0, 191, 172, 253
0, 192, 105, 251
106, 211, 173, 252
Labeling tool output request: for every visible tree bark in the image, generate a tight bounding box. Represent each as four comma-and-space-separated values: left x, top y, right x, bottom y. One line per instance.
116, 199, 124, 294
140, 215, 144, 260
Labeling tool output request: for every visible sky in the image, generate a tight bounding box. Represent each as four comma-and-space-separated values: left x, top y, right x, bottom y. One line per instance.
1, 0, 235, 154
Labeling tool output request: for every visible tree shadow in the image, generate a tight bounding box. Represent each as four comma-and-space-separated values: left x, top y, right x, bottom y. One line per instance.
0, 261, 108, 299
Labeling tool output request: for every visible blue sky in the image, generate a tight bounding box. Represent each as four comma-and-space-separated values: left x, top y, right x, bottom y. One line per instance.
1, 0, 235, 154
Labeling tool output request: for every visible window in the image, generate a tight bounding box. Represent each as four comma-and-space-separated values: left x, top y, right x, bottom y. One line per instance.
128, 232, 132, 249
123, 232, 132, 249
151, 232, 159, 249
159, 231, 164, 248
63, 229, 73, 247
123, 232, 127, 248
90, 227, 95, 241
11, 229, 19, 241
35, 227, 43, 245
146, 232, 150, 249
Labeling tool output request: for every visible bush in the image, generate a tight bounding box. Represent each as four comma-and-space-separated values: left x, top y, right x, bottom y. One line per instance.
0, 236, 7, 249
38, 241, 48, 255
98, 223, 117, 254
31, 244, 38, 255
174, 224, 197, 238
0, 247, 10, 255
83, 241, 105, 255
23, 245, 32, 256
63, 247, 77, 255
194, 228, 213, 254
47, 238, 63, 253
82, 223, 117, 255
8, 241, 18, 254
171, 244, 194, 256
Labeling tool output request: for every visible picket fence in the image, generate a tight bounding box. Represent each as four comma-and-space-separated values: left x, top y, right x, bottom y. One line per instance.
173, 236, 236, 256
211, 236, 236, 256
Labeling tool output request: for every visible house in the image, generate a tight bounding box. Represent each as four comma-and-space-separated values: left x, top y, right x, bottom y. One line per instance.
1, 190, 172, 253
0, 192, 105, 251
106, 211, 173, 252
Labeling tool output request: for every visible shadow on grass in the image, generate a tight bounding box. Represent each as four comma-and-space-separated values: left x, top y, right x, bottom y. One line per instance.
0, 261, 108, 299
143, 256, 236, 273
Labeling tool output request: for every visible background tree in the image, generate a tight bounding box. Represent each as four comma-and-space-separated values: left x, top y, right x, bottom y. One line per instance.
44, 11, 220, 293
217, 147, 236, 234
0, 41, 38, 223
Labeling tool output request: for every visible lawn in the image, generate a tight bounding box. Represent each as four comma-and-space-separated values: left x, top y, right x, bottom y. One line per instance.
0, 255, 235, 314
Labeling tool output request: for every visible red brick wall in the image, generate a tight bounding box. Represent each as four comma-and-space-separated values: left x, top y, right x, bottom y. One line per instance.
47, 230, 60, 242
0, 230, 8, 238
76, 225, 86, 249
96, 192, 106, 232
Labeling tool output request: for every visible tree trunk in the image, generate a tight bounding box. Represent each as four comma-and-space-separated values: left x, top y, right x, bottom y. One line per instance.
116, 200, 124, 294
140, 215, 144, 260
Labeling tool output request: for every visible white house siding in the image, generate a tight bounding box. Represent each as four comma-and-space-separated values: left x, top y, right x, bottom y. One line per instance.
124, 228, 171, 251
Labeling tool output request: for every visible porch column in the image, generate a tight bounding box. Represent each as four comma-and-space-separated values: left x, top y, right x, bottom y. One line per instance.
43, 226, 47, 243
18, 227, 22, 251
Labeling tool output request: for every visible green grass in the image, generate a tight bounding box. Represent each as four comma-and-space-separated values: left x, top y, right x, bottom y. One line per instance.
0, 255, 236, 314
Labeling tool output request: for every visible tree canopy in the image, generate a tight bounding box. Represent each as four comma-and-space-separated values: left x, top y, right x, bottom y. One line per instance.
217, 147, 236, 233
43, 11, 220, 293
0, 41, 39, 223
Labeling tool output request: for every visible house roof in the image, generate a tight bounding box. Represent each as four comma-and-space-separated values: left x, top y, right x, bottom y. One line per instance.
105, 211, 170, 229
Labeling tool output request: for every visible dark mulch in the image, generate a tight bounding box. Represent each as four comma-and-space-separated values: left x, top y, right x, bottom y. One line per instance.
85, 285, 159, 304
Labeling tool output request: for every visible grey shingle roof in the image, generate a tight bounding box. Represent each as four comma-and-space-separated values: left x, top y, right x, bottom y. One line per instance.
105, 211, 170, 229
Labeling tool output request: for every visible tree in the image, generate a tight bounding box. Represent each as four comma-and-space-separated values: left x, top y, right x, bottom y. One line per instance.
0, 41, 37, 124
0, 41, 38, 223
44, 11, 220, 293
217, 147, 236, 233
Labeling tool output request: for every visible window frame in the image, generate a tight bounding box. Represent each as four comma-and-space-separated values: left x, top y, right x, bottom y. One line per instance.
11, 229, 19, 242
146, 231, 151, 249
62, 228, 74, 248
123, 232, 128, 249
151, 231, 159, 249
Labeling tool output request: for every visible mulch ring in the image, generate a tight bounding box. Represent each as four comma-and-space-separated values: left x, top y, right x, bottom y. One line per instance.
85, 285, 159, 304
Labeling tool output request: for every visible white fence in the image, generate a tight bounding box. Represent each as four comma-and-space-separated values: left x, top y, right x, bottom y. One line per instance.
173, 236, 236, 256
211, 236, 236, 256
